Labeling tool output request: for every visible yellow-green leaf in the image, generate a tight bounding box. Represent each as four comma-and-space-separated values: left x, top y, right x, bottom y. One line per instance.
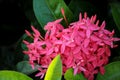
44, 54, 62, 80
0, 70, 33, 80
64, 68, 87, 80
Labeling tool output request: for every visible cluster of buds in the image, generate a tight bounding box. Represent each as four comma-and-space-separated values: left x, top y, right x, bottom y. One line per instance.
23, 13, 120, 80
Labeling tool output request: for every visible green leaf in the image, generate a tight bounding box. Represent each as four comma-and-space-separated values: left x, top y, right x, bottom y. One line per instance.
96, 61, 120, 80
33, 0, 73, 27
15, 33, 33, 63
69, 0, 99, 21
64, 68, 87, 80
0, 70, 33, 80
110, 3, 120, 32
0, 46, 16, 70
44, 54, 62, 80
16, 61, 39, 75
16, 33, 32, 53
19, 0, 45, 35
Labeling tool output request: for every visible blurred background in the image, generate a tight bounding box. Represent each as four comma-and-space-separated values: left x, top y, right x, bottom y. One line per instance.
0, 0, 120, 79
0, 0, 30, 70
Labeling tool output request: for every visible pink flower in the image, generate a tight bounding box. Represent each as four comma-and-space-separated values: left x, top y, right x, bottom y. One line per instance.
23, 12, 120, 80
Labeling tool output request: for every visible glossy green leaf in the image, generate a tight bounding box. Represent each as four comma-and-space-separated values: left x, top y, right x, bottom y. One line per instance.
16, 61, 39, 75
69, 0, 99, 21
64, 68, 87, 80
110, 3, 120, 32
19, 0, 45, 35
44, 54, 62, 80
0, 70, 33, 80
96, 61, 120, 80
33, 0, 73, 27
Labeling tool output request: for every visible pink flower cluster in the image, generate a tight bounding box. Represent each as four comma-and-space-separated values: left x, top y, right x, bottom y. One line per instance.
23, 13, 120, 80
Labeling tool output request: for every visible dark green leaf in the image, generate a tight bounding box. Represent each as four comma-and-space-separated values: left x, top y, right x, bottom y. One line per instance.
69, 0, 99, 21
96, 61, 120, 80
0, 70, 33, 80
44, 54, 62, 80
19, 0, 45, 35
16, 33, 32, 52
0, 46, 16, 70
110, 3, 120, 32
21, 36, 30, 51
64, 68, 87, 80
111, 56, 120, 62
15, 33, 33, 63
33, 0, 73, 27
16, 61, 39, 75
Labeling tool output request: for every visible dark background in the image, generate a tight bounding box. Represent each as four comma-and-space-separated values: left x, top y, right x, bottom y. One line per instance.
0, 0, 120, 79
0, 0, 119, 46
0, 0, 30, 45
0, 0, 31, 70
